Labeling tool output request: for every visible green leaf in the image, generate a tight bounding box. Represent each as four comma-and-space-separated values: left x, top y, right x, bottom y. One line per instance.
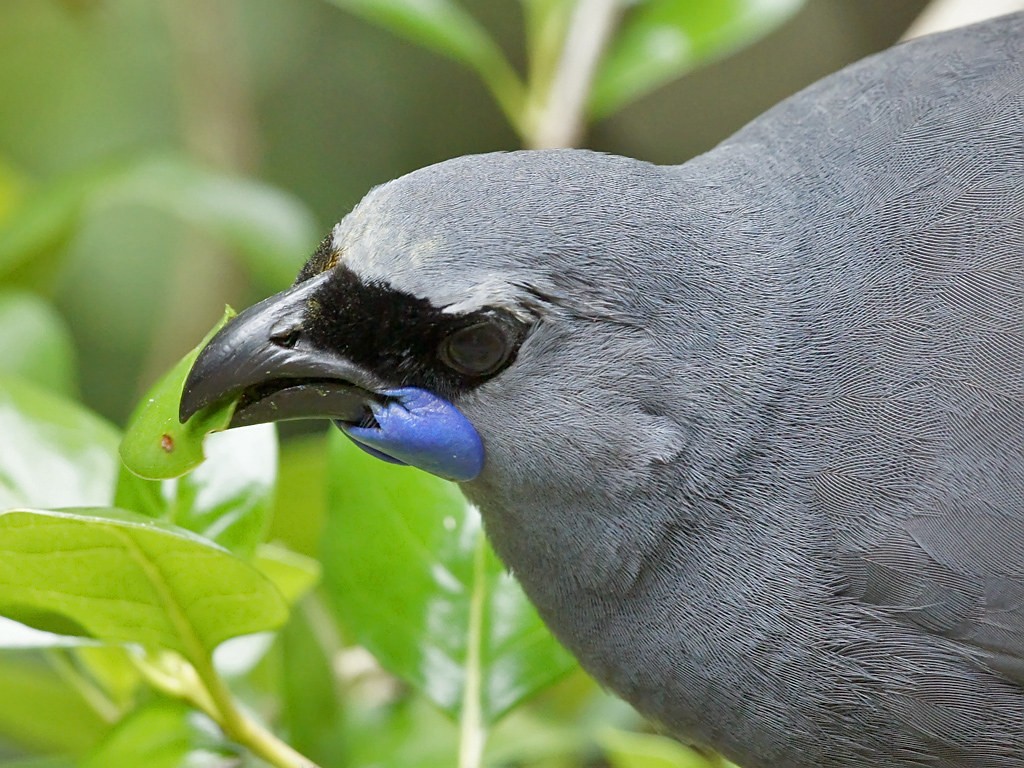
0, 507, 289, 659
0, 154, 318, 291
0, 162, 111, 282
0, 155, 27, 223
277, 603, 345, 765
162, 425, 278, 558
117, 427, 278, 558
94, 155, 318, 291
323, 430, 575, 724
340, 693, 460, 768
324, 0, 525, 131
113, 465, 166, 520
590, 0, 803, 118
0, 376, 118, 511
119, 307, 237, 481
0, 291, 76, 396
601, 728, 739, 768
118, 321, 277, 556
72, 645, 142, 712
254, 543, 321, 606
80, 700, 233, 768
0, 651, 109, 756
269, 431, 330, 557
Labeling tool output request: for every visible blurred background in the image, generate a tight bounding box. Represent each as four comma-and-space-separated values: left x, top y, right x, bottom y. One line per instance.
2, 1, 956, 766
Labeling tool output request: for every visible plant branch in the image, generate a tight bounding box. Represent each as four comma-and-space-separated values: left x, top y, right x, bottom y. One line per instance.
191, 650, 320, 768
137, 649, 321, 768
524, 0, 621, 149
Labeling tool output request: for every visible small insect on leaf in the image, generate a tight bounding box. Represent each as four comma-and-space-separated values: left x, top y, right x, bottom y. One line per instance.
119, 307, 238, 479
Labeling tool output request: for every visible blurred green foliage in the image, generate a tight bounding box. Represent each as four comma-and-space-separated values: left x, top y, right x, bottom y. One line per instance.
0, 0, 927, 766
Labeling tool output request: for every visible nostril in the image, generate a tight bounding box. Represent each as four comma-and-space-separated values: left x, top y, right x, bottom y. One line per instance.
271, 329, 301, 349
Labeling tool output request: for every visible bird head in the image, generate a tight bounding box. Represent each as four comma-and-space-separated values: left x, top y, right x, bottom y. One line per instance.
179, 149, 778, 509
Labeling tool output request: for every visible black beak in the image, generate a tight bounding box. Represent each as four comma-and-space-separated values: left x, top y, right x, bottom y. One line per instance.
179, 271, 383, 428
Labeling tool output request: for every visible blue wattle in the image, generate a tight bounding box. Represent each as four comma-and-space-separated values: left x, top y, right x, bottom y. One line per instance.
337, 387, 484, 482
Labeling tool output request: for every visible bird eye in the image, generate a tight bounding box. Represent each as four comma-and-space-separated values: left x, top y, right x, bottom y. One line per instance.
439, 320, 513, 377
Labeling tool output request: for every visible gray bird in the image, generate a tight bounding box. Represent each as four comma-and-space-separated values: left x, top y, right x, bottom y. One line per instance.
180, 14, 1024, 768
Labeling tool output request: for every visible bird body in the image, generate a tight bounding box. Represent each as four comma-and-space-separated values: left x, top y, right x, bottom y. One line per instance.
182, 14, 1024, 768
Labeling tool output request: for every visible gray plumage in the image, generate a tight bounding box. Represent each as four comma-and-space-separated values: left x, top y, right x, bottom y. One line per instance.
331, 15, 1024, 767
189, 13, 1024, 768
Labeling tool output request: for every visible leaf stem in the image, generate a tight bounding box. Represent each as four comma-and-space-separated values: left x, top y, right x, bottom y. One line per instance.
458, 529, 489, 768
523, 0, 621, 148
138, 649, 321, 768
193, 650, 319, 768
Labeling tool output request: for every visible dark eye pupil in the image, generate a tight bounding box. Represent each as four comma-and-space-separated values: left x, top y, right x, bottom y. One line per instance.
441, 322, 510, 376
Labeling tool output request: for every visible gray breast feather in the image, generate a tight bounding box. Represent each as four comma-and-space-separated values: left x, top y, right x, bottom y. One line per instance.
754, 13, 1024, 695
